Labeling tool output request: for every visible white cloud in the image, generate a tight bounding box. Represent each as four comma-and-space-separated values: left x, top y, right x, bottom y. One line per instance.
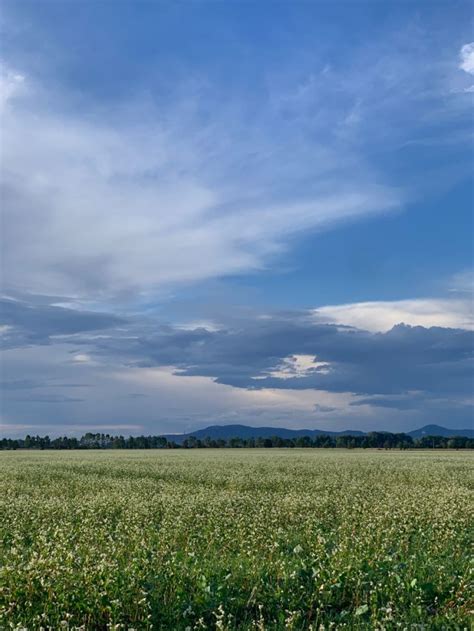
258, 354, 331, 380
0, 62, 25, 107
175, 320, 221, 332
449, 269, 474, 294
313, 298, 473, 332
1, 62, 400, 303
459, 42, 474, 75
72, 353, 91, 363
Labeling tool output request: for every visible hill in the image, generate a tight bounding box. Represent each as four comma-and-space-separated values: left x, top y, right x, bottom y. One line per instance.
163, 423, 473, 444
408, 424, 474, 438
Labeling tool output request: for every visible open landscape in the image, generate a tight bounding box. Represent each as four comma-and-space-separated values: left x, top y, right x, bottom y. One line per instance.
1, 1, 473, 630
1, 449, 472, 629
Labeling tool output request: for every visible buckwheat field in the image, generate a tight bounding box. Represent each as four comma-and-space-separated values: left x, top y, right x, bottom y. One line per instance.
0, 450, 472, 630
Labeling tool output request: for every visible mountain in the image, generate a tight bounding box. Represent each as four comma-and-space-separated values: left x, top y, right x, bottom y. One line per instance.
165, 425, 474, 444
163, 424, 364, 443
408, 424, 474, 438
163, 423, 473, 443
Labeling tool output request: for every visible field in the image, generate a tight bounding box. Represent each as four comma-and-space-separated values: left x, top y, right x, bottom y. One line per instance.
0, 450, 472, 630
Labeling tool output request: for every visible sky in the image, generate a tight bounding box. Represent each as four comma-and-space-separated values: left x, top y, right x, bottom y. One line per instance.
0, 0, 473, 437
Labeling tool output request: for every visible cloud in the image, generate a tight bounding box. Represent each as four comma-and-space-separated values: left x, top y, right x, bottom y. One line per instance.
0, 342, 358, 436
449, 269, 474, 294
72, 354, 92, 363
261, 354, 330, 380
1, 379, 91, 390
1, 13, 473, 437
165, 321, 472, 398
1, 294, 472, 434
0, 61, 25, 107
312, 298, 473, 332
0, 60, 404, 302
8, 394, 85, 404
350, 394, 425, 410
2, 22, 471, 305
351, 393, 473, 418
0, 296, 124, 348
0, 421, 145, 434
2, 290, 471, 409
270, 24, 472, 148
3, 294, 471, 402
35, 306, 467, 402
4, 322, 473, 435
313, 404, 337, 413
459, 43, 474, 75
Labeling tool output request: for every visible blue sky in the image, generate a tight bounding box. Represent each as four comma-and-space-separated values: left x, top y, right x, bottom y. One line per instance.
0, 0, 473, 437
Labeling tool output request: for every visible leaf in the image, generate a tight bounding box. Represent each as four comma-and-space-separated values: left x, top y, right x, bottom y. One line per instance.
355, 604, 369, 616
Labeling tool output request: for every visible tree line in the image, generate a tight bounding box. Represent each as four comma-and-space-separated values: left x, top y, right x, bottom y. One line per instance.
0, 431, 472, 450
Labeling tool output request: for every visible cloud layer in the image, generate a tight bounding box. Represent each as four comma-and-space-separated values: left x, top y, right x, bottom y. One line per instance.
1, 294, 472, 434
1, 62, 402, 302
312, 299, 473, 332
0, 7, 473, 435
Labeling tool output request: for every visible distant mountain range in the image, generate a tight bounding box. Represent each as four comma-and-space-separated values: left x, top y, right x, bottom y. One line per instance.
407, 424, 473, 438
163, 423, 473, 443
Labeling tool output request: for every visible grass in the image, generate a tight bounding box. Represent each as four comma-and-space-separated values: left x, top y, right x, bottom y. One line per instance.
0, 449, 472, 629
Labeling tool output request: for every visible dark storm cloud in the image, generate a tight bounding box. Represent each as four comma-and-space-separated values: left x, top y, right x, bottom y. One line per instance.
0, 297, 125, 348
349, 395, 426, 410
2, 297, 472, 407
87, 314, 473, 399
2, 379, 93, 390
7, 394, 85, 404
314, 404, 338, 413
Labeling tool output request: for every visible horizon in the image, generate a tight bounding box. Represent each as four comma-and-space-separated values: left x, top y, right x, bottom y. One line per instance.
1, 1, 473, 438
3, 420, 474, 441
2, 420, 473, 442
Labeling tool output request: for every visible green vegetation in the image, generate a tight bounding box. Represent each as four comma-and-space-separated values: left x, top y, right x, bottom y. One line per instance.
2, 430, 473, 450
0, 450, 472, 629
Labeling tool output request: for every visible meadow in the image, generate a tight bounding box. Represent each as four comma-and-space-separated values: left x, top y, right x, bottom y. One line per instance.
0, 449, 472, 630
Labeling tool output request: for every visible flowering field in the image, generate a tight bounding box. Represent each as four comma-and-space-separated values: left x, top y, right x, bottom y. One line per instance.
0, 449, 472, 630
